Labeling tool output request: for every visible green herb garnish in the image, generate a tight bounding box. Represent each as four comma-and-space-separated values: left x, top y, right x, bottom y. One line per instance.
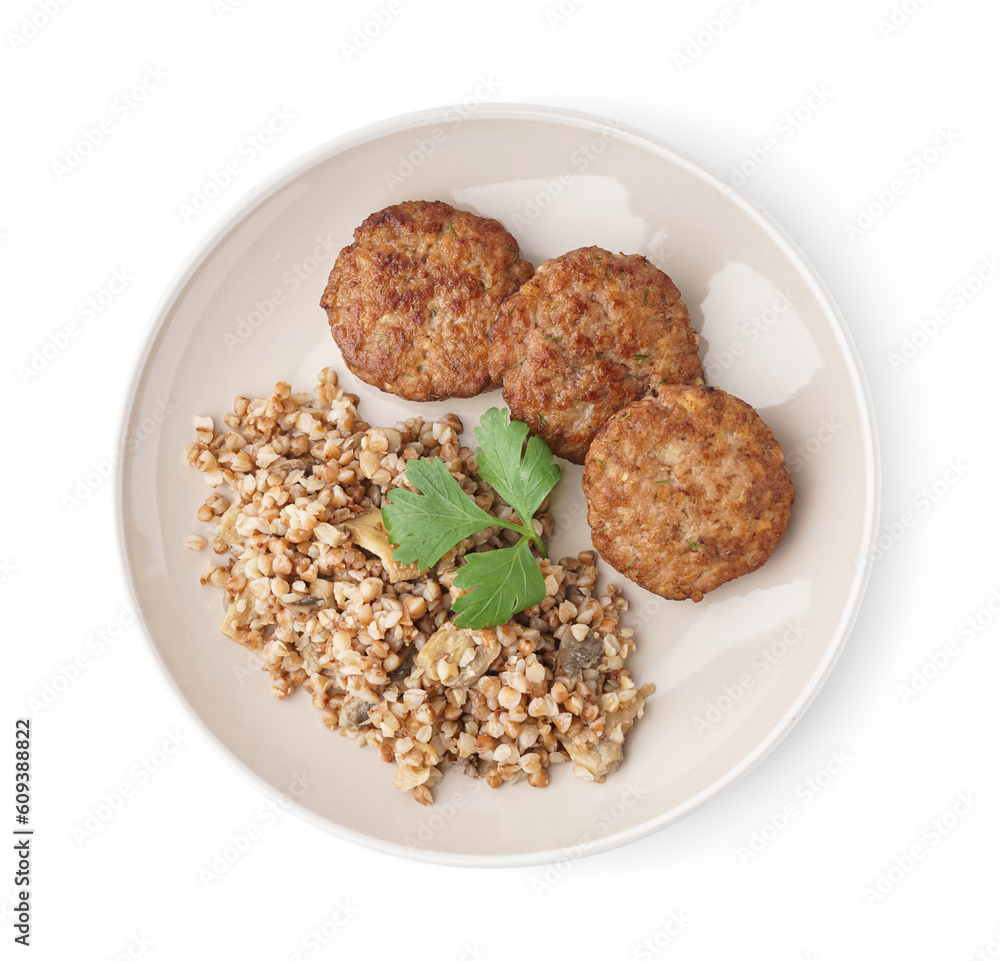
685, 538, 707, 552
382, 408, 561, 629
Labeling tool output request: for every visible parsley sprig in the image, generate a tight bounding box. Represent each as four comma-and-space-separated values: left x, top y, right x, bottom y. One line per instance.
382, 408, 562, 630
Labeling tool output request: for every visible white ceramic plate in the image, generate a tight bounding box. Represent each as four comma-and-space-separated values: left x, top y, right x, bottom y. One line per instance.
118, 105, 878, 866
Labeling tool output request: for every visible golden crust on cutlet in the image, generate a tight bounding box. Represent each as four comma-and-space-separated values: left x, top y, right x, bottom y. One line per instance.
488, 246, 703, 463
320, 200, 533, 402
582, 386, 794, 601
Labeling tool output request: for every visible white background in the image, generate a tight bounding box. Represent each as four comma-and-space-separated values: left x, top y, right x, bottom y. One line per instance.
5, 0, 1000, 958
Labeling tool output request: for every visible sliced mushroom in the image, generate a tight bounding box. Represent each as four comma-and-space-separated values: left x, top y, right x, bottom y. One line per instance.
414, 624, 501, 688
338, 695, 373, 732
278, 593, 323, 611
393, 740, 437, 792
558, 690, 646, 782
217, 502, 244, 547
394, 762, 431, 792
365, 427, 403, 454
342, 509, 426, 583
387, 648, 415, 685
313, 522, 349, 548
277, 578, 336, 613
555, 631, 605, 677
219, 589, 255, 642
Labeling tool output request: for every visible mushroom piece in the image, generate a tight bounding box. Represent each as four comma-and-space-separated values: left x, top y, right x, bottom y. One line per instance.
555, 631, 605, 677
414, 624, 501, 688
338, 695, 373, 732
277, 578, 336, 613
386, 648, 415, 686
219, 588, 255, 642
558, 691, 646, 782
342, 509, 426, 583
216, 502, 244, 547
312, 522, 349, 548
393, 741, 437, 792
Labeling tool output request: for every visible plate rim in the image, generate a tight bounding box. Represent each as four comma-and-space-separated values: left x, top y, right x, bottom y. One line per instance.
115, 102, 881, 868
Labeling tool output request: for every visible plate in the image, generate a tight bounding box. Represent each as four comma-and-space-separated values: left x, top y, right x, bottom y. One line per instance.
117, 104, 878, 866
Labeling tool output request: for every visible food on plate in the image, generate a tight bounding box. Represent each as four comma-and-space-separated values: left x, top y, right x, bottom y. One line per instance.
320, 200, 534, 402
185, 368, 651, 803
382, 407, 562, 630
582, 385, 794, 601
488, 246, 704, 463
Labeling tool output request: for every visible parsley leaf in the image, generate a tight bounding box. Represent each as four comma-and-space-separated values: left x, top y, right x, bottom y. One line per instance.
452, 538, 545, 629
381, 458, 498, 568
472, 408, 561, 555
381, 408, 562, 628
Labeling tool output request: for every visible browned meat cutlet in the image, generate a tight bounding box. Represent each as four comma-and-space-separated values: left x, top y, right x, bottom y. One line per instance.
320, 200, 534, 402
488, 246, 704, 463
582, 386, 794, 601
